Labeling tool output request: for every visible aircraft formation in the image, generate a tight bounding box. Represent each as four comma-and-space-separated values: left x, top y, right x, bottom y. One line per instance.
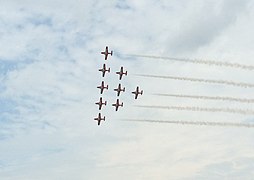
94, 46, 143, 125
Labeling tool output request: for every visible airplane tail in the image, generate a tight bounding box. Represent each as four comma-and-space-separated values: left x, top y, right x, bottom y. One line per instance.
111, 51, 113, 55
125, 71, 128, 75
123, 87, 125, 92
106, 85, 109, 89
105, 101, 107, 105
108, 68, 110, 72
103, 117, 106, 121
141, 90, 143, 95
121, 102, 124, 107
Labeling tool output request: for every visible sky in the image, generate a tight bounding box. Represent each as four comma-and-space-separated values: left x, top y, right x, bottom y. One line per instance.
0, 0, 254, 179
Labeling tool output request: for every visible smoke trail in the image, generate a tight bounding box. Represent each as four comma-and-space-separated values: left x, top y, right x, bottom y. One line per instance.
129, 54, 254, 71
136, 74, 254, 88
154, 93, 254, 104
121, 119, 254, 128
136, 105, 254, 115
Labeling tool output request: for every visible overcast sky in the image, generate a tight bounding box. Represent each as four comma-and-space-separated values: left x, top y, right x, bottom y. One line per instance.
0, 0, 254, 179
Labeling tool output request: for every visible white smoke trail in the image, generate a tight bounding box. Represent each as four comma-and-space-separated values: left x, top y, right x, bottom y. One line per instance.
121, 119, 254, 128
129, 54, 254, 71
154, 93, 254, 103
136, 105, 254, 115
136, 74, 254, 88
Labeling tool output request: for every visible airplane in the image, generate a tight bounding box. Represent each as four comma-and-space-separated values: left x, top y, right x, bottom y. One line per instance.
99, 64, 110, 77
114, 84, 125, 96
101, 46, 113, 60
94, 113, 105, 125
116, 66, 127, 80
95, 97, 107, 110
132, 86, 143, 99
97, 81, 108, 94
112, 99, 123, 111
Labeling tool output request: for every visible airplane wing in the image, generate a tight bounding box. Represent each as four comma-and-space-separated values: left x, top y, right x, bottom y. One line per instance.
119, 74, 123, 80
100, 88, 103, 94
115, 105, 119, 111
135, 93, 138, 99
102, 71, 106, 77
98, 120, 101, 125
105, 54, 108, 60
99, 104, 102, 110
117, 90, 120, 96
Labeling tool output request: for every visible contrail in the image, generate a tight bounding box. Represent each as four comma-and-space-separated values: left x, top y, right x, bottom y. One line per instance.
136, 74, 254, 88
129, 54, 254, 71
153, 93, 254, 104
136, 105, 254, 115
120, 119, 254, 128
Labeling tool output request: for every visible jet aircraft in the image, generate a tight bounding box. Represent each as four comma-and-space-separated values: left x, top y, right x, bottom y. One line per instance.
116, 66, 127, 80
101, 46, 113, 60
112, 99, 123, 111
95, 97, 107, 110
97, 81, 108, 94
99, 64, 110, 77
94, 113, 105, 125
114, 84, 125, 96
132, 86, 143, 99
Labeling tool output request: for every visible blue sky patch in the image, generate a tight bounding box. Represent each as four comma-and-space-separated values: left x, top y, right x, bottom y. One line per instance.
115, 0, 131, 10
26, 14, 53, 27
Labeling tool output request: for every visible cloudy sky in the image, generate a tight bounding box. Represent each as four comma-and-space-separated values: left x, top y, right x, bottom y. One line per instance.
0, 0, 254, 179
